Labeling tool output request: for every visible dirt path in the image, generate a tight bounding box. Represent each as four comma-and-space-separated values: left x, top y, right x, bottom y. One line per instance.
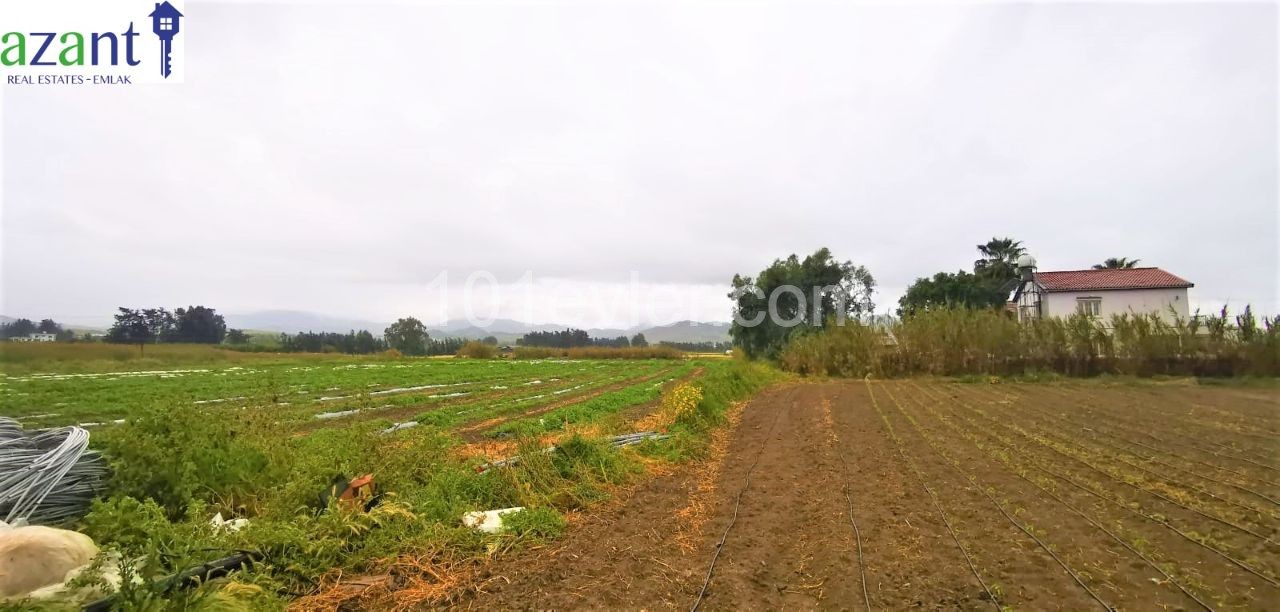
452, 382, 990, 609
447, 380, 1279, 610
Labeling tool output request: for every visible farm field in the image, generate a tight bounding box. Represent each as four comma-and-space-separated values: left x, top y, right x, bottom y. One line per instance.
1, 351, 780, 609
463, 379, 1280, 610
0, 357, 689, 435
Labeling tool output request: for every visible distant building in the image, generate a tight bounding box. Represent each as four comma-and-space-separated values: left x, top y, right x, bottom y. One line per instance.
1010, 256, 1193, 323
10, 332, 56, 342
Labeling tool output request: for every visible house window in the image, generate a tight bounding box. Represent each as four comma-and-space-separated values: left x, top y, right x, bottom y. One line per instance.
160, 17, 173, 30
1076, 297, 1101, 317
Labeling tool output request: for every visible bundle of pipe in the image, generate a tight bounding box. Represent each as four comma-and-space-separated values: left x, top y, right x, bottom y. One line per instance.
608, 431, 670, 447
0, 418, 107, 526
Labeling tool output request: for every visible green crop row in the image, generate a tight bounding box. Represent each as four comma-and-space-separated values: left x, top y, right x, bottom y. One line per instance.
2, 357, 774, 610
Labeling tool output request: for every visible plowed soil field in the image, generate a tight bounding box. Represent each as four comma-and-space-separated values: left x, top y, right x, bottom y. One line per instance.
454, 380, 1279, 610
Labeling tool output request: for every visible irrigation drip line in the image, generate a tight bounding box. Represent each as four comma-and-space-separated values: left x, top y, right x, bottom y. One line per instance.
1025, 385, 1280, 479
928, 383, 1280, 589
0, 417, 107, 526
1009, 386, 1280, 494
907, 384, 1213, 611
970, 390, 1280, 546
828, 398, 872, 611
1073, 429, 1280, 517
880, 384, 1115, 612
864, 381, 1000, 610
971, 384, 1280, 518
690, 393, 785, 612
1047, 383, 1280, 445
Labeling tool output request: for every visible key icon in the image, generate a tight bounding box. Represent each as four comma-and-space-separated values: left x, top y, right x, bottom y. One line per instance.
149, 2, 183, 79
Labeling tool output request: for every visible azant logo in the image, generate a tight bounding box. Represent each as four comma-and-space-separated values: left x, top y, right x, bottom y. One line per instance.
1, 0, 186, 86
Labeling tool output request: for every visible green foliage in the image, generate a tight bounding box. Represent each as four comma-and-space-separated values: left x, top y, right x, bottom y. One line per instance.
779, 306, 1280, 378
96, 404, 269, 518
102, 306, 227, 345
0, 317, 38, 338
897, 270, 1008, 316
9, 357, 777, 608
501, 507, 566, 541
729, 247, 875, 359
511, 345, 682, 359
672, 359, 779, 434
167, 306, 228, 344
456, 340, 498, 358
384, 317, 430, 356
972, 237, 1025, 282
1093, 257, 1141, 269
899, 237, 1023, 316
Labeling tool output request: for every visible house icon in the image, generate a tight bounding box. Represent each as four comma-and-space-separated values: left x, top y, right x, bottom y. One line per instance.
148, 1, 183, 78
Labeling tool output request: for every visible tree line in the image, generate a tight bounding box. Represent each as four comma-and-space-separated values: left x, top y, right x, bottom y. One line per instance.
518, 329, 648, 349
105, 306, 230, 346
727, 243, 1150, 359
896, 238, 1145, 316
0, 318, 75, 341
659, 340, 732, 352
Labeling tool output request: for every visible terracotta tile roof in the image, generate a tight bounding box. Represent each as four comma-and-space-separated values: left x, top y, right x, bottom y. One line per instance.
1035, 268, 1193, 292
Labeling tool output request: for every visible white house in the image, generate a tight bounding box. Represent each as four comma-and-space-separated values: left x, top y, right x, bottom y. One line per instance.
9, 332, 56, 342
1010, 256, 1193, 323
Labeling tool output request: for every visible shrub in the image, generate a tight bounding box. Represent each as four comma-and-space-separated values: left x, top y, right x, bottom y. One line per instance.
777, 306, 1280, 378
502, 507, 566, 541
456, 341, 498, 359
96, 405, 269, 519
657, 382, 703, 426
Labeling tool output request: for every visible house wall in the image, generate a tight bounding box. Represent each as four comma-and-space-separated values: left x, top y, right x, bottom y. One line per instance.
1042, 287, 1190, 322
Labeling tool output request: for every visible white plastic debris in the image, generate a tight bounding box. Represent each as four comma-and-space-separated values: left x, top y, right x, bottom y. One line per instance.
210, 512, 249, 534
0, 521, 98, 600
381, 421, 419, 435
461, 507, 525, 534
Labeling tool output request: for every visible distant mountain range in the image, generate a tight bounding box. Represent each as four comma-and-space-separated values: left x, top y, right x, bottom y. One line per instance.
221, 311, 731, 345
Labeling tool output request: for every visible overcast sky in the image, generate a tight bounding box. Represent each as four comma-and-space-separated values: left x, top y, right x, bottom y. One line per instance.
2, 1, 1276, 329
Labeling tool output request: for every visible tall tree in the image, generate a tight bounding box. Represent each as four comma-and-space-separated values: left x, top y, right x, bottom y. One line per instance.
384, 317, 430, 355
897, 271, 1009, 316
1093, 257, 1141, 269
898, 237, 1028, 316
225, 329, 250, 344
168, 306, 227, 343
630, 333, 648, 348
729, 248, 875, 359
105, 307, 174, 351
973, 237, 1026, 283
0, 318, 37, 338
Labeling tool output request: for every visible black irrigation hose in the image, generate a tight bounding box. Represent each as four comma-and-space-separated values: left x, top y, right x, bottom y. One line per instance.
968, 388, 1280, 546
1014, 385, 1280, 494
906, 383, 1214, 611
689, 391, 786, 612
980, 385, 1280, 518
880, 384, 1115, 612
1050, 383, 1280, 446
1031, 385, 1280, 479
828, 397, 872, 611
938, 383, 1280, 589
863, 380, 1000, 610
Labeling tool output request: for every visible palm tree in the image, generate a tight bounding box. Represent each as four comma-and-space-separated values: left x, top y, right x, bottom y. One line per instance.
1093, 257, 1141, 270
973, 237, 1026, 281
